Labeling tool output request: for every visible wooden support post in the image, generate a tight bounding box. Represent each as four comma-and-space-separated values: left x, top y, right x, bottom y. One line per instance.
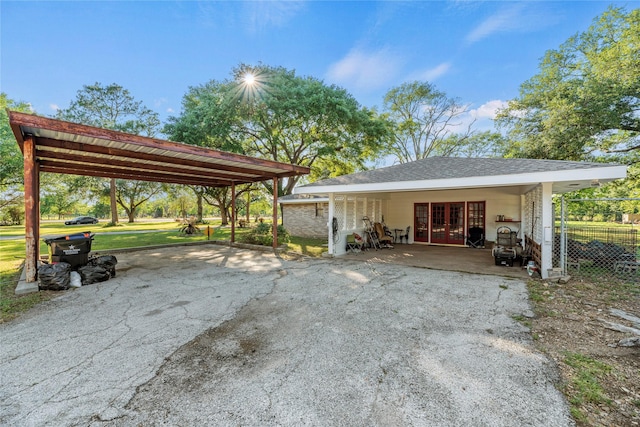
231, 182, 236, 243
23, 134, 39, 283
272, 177, 278, 249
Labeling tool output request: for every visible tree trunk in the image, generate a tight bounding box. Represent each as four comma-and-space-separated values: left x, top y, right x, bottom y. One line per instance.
220, 207, 229, 225
197, 193, 203, 223
110, 178, 118, 225
128, 210, 135, 223
246, 191, 251, 222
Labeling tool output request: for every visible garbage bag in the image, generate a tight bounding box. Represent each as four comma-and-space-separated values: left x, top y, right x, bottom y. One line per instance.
87, 255, 117, 278
38, 262, 71, 291
78, 265, 111, 286
70, 271, 82, 288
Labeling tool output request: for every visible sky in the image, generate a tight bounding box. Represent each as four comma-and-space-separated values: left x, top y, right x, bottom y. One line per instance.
1, 0, 635, 134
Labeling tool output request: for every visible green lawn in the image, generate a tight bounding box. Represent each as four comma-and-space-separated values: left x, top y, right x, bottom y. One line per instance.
0, 220, 327, 323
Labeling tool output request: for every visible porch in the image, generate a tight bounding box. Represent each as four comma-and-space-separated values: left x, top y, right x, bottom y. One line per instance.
340, 244, 530, 279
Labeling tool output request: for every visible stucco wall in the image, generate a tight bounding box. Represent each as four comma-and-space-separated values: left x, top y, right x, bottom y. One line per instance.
383, 187, 524, 244
282, 203, 329, 239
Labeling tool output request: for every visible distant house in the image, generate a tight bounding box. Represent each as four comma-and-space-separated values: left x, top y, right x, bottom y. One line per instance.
287, 157, 627, 279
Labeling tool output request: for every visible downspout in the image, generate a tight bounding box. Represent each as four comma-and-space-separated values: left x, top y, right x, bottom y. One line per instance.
327, 193, 335, 255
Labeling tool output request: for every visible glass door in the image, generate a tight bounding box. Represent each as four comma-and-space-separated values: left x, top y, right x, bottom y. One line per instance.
431, 202, 465, 245
414, 203, 429, 242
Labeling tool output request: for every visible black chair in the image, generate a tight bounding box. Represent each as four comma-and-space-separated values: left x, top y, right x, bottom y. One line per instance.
467, 227, 484, 248
399, 226, 410, 244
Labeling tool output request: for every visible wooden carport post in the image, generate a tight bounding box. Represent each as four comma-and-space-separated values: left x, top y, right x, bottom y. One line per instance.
231, 182, 235, 243
23, 134, 40, 282
272, 177, 278, 249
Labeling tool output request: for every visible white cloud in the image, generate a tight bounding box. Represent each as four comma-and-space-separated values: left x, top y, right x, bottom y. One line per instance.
465, 4, 525, 44
166, 107, 175, 114
326, 48, 402, 91
470, 100, 508, 120
49, 104, 59, 111
414, 62, 452, 82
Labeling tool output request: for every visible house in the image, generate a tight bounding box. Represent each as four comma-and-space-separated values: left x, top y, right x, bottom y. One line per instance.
279, 194, 329, 238
286, 157, 627, 279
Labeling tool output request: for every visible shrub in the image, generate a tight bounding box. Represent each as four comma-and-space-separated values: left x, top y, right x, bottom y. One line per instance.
240, 222, 290, 246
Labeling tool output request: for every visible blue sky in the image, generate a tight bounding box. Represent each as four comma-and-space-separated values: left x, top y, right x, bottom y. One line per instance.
1, 1, 634, 134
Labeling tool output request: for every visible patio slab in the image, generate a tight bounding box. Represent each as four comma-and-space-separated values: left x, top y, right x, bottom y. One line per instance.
341, 244, 530, 279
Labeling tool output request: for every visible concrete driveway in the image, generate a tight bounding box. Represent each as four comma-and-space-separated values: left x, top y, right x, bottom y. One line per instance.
0, 244, 573, 426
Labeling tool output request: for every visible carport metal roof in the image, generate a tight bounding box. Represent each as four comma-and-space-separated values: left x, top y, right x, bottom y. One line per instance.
9, 111, 310, 186
9, 110, 310, 288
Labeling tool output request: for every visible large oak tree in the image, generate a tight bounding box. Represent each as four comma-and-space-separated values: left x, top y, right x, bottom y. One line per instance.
165, 64, 392, 196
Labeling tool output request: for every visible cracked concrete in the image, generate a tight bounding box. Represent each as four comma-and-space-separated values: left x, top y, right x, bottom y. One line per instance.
0, 245, 573, 426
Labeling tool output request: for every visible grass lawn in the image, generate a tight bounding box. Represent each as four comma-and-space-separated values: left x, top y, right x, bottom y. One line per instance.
0, 220, 327, 323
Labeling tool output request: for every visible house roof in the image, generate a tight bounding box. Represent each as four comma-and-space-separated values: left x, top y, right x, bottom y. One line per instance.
9, 111, 310, 187
294, 157, 627, 195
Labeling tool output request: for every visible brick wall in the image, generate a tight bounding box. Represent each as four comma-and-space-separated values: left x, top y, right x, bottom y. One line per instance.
282, 203, 328, 239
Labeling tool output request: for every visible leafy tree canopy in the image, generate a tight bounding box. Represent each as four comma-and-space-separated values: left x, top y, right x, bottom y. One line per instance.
496, 7, 639, 161
0, 93, 33, 188
165, 64, 392, 195
56, 82, 161, 137
383, 81, 476, 163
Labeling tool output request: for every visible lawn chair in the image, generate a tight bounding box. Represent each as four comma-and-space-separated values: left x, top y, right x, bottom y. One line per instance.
374, 222, 394, 248
466, 227, 485, 248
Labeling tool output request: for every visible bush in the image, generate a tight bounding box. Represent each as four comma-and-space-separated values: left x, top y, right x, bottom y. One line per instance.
240, 222, 290, 246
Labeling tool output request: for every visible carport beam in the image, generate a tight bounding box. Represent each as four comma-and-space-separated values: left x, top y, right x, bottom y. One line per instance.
23, 134, 40, 283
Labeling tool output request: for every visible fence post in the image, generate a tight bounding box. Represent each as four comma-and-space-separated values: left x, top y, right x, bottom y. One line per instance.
560, 196, 566, 275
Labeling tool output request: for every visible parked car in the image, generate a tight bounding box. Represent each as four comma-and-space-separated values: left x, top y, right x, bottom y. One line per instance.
65, 216, 99, 225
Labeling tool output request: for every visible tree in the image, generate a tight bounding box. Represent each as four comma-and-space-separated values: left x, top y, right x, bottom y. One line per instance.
202, 186, 241, 225
495, 7, 639, 160
115, 180, 163, 223
165, 64, 391, 196
0, 94, 33, 218
383, 81, 476, 163
56, 83, 162, 224
40, 175, 81, 219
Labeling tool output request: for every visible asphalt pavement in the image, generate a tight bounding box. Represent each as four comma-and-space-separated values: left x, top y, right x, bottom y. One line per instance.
0, 244, 574, 426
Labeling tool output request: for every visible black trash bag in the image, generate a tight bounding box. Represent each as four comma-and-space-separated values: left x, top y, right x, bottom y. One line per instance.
87, 255, 118, 278
38, 262, 71, 291
78, 265, 111, 286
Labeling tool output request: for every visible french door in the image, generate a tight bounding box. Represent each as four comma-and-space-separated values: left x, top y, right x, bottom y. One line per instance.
431, 202, 465, 244
414, 203, 430, 242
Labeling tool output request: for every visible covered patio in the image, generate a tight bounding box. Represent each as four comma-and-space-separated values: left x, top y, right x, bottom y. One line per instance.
292, 157, 628, 279
341, 244, 529, 279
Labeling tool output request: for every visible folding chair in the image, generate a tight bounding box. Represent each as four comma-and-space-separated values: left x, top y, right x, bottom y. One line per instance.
398, 226, 410, 244
346, 233, 366, 253
466, 226, 485, 248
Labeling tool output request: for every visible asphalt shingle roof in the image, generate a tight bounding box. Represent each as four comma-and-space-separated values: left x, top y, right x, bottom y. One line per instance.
301, 157, 617, 188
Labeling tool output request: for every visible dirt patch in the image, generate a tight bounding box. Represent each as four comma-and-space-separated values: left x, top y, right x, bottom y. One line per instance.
527, 276, 640, 426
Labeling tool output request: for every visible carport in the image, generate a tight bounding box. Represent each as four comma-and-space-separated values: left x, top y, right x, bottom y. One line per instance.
8, 110, 310, 288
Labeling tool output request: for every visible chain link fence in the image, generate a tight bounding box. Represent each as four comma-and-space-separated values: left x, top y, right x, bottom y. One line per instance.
554, 198, 639, 283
